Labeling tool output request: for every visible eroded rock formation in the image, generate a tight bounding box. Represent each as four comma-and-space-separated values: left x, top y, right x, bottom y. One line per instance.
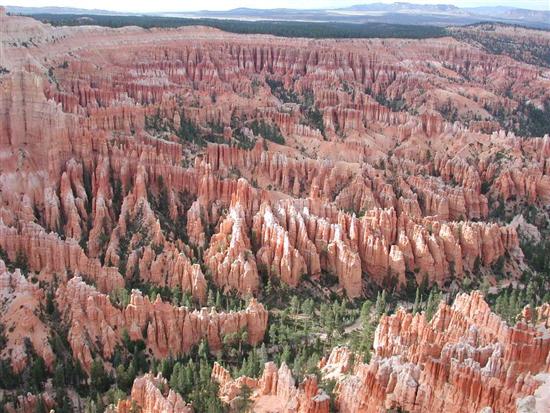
0, 10, 549, 412
0, 260, 55, 373
212, 361, 330, 413
109, 373, 193, 413
334, 292, 550, 413
56, 277, 268, 370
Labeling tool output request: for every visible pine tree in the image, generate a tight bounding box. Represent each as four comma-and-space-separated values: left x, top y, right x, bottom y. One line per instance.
207, 289, 215, 307
34, 396, 47, 413
413, 288, 422, 314
198, 340, 209, 360
53, 362, 66, 387
281, 344, 291, 364
170, 362, 183, 393
54, 388, 73, 413
30, 356, 47, 391
115, 364, 134, 393
301, 298, 314, 315
268, 324, 278, 345
160, 357, 172, 379
199, 358, 211, 383
172, 287, 183, 306
258, 343, 268, 367
425, 290, 441, 322
265, 278, 273, 296
509, 290, 518, 323
290, 296, 300, 314
526, 282, 537, 320
360, 300, 372, 324
90, 358, 110, 394
150, 358, 158, 375
184, 359, 194, 392
375, 290, 387, 317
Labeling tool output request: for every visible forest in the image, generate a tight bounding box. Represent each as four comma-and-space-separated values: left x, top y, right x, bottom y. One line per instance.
26, 13, 448, 39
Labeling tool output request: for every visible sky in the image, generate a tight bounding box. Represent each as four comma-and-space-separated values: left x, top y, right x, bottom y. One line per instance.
8, 0, 550, 12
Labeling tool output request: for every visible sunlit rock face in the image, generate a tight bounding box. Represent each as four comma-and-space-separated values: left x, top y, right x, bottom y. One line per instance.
219, 292, 550, 413
108, 373, 194, 413
56, 276, 268, 370
212, 361, 330, 413
333, 292, 550, 413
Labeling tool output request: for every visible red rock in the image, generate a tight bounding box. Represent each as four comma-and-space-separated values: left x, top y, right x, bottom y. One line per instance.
110, 373, 193, 413
56, 277, 268, 370
253, 203, 307, 287
130, 244, 207, 304
1, 12, 549, 396
204, 203, 260, 295
334, 291, 550, 413
4, 392, 55, 413
213, 361, 330, 413
0, 260, 55, 373
0, 221, 124, 294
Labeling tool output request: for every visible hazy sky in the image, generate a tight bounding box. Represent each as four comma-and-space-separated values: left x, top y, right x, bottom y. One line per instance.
9, 0, 550, 12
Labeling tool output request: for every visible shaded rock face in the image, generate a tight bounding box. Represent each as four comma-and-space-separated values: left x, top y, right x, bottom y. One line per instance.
109, 373, 193, 413
56, 277, 268, 370
212, 361, 330, 413
333, 292, 550, 413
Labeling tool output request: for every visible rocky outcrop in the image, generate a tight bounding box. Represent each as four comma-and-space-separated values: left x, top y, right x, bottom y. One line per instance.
345, 207, 518, 287
212, 361, 330, 413
252, 203, 307, 287
56, 277, 268, 370
126, 243, 208, 304
0, 10, 540, 300
0, 260, 55, 373
204, 203, 260, 295
1, 12, 550, 402
334, 291, 550, 413
0, 221, 124, 294
110, 373, 193, 413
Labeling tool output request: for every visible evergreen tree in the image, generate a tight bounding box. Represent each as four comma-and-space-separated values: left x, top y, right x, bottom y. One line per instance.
115, 364, 134, 393
207, 289, 215, 307
375, 290, 387, 317
170, 362, 183, 393
33, 396, 47, 413
281, 344, 291, 364
413, 288, 422, 314
360, 300, 372, 324
53, 362, 66, 388
425, 290, 441, 322
234, 384, 253, 413
258, 343, 268, 367
30, 355, 47, 391
90, 358, 111, 394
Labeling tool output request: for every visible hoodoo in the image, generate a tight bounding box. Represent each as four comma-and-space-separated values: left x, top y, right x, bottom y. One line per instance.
0, 8, 548, 413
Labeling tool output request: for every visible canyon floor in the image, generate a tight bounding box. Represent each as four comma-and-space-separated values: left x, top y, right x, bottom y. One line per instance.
0, 7, 549, 413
